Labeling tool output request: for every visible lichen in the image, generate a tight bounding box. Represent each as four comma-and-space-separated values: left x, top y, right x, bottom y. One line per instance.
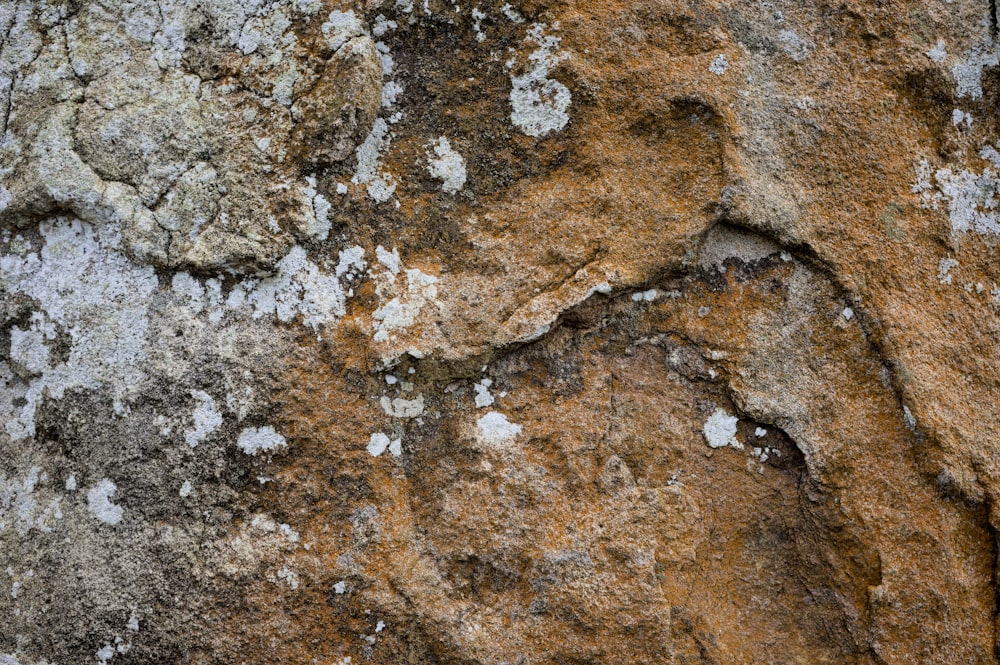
509, 24, 571, 138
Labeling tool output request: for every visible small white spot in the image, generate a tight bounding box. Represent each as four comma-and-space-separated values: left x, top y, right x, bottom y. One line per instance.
472, 6, 486, 41
703, 409, 741, 450
277, 567, 299, 589
426, 137, 467, 194
952, 109, 973, 128
376, 246, 402, 274
353, 119, 396, 203
754, 427, 767, 438
87, 479, 124, 525
372, 15, 398, 37
376, 620, 386, 632
279, 523, 300, 542
367, 432, 391, 456
501, 3, 524, 22
97, 644, 115, 664
184, 391, 223, 448
380, 395, 425, 418
237, 426, 288, 456
938, 257, 958, 284
842, 307, 853, 320
709, 54, 729, 75
336, 183, 348, 194
179, 481, 192, 498
321, 10, 363, 52
926, 40, 947, 63
477, 411, 522, 446
388, 438, 402, 456
65, 475, 77, 491
510, 25, 571, 137
126, 612, 139, 632
334, 580, 347, 594
473, 378, 494, 408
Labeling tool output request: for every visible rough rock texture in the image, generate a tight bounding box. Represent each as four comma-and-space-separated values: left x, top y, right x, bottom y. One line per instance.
3, 0, 1000, 663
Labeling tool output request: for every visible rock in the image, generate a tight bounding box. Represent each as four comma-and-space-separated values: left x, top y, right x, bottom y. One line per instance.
289, 36, 384, 168
3, 0, 1000, 663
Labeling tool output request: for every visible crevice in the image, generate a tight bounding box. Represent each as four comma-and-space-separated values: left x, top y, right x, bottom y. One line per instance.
0, 74, 12, 136
990, 0, 999, 44
990, 511, 1000, 662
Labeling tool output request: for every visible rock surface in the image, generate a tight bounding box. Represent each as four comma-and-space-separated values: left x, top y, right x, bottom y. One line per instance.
3, 0, 1000, 663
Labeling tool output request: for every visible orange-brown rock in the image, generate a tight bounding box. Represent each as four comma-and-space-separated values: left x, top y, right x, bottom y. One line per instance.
3, 0, 1000, 664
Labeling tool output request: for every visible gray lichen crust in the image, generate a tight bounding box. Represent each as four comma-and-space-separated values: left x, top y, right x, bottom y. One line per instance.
0, 0, 381, 271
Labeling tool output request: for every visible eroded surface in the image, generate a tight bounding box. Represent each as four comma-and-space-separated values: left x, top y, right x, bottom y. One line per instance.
3, 0, 1000, 663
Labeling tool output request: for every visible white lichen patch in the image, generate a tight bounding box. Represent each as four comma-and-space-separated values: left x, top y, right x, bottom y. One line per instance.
953, 37, 999, 100
938, 257, 958, 284
172, 240, 365, 330
87, 479, 123, 525
703, 409, 741, 450
376, 245, 402, 274
709, 54, 729, 75
367, 432, 390, 456
367, 432, 402, 456
276, 567, 300, 589
472, 7, 487, 41
380, 395, 425, 418
228, 245, 366, 330
9, 326, 49, 376
237, 426, 288, 455
913, 150, 1000, 235
0, 466, 63, 535
184, 391, 223, 447
501, 3, 525, 22
473, 379, 494, 408
96, 644, 116, 665
509, 24, 571, 137
477, 411, 522, 446
426, 137, 467, 194
321, 10, 364, 51
179, 481, 192, 498
300, 177, 332, 241
372, 268, 439, 341
0, 220, 158, 440
278, 523, 300, 543
926, 40, 947, 63
353, 118, 397, 202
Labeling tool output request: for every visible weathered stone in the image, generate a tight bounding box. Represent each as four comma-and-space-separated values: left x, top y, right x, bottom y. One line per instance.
4, 0, 1000, 663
